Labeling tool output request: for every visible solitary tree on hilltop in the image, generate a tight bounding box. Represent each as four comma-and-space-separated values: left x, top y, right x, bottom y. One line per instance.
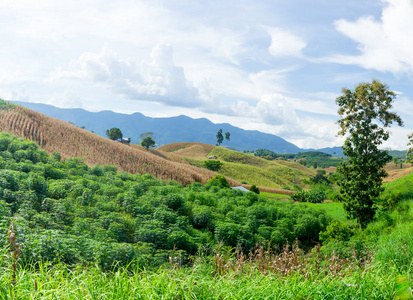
336, 80, 403, 228
106, 128, 123, 141
140, 132, 156, 150
216, 129, 223, 146
141, 136, 156, 150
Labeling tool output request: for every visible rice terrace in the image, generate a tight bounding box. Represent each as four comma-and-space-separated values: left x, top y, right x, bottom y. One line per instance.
1, 1, 413, 299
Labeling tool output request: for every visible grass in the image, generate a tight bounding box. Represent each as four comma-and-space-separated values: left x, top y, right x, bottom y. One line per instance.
185, 156, 314, 189
0, 245, 397, 299
296, 201, 350, 223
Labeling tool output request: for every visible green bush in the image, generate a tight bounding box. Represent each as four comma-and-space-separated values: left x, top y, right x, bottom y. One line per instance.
249, 184, 260, 194
290, 188, 326, 203
319, 220, 353, 244
204, 160, 223, 171
207, 175, 230, 188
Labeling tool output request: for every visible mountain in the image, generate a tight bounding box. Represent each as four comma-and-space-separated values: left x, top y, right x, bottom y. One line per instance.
12, 101, 302, 154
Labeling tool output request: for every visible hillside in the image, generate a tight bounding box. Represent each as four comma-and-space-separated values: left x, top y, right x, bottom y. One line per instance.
11, 101, 303, 153
0, 100, 237, 186
163, 143, 316, 189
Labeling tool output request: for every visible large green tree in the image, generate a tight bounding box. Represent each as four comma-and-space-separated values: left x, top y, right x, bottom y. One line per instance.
336, 80, 403, 228
106, 128, 123, 141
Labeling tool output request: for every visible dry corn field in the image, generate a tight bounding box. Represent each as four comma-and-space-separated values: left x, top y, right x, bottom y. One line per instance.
0, 105, 240, 186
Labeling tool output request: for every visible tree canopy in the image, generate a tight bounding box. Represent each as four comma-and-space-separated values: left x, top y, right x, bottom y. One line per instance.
106, 128, 123, 141
216, 129, 223, 146
141, 136, 156, 150
336, 80, 403, 228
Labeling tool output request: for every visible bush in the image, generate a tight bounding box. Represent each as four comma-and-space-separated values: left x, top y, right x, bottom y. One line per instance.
290, 188, 326, 203
319, 220, 353, 244
207, 175, 230, 188
204, 160, 223, 171
249, 185, 260, 194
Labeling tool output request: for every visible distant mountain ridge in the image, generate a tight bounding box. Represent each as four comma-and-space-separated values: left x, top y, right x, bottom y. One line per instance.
11, 101, 343, 155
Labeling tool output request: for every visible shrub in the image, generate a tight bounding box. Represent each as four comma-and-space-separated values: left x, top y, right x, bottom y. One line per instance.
204, 160, 223, 171
207, 175, 230, 188
290, 188, 326, 203
319, 220, 353, 244
249, 184, 260, 194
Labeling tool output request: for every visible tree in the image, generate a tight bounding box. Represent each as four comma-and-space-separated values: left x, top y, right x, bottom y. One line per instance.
336, 80, 403, 228
407, 133, 413, 163
225, 132, 230, 144
106, 128, 123, 141
141, 137, 155, 150
216, 129, 223, 146
204, 160, 222, 171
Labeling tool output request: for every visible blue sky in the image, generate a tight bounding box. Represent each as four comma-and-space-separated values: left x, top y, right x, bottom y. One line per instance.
1, 0, 412, 149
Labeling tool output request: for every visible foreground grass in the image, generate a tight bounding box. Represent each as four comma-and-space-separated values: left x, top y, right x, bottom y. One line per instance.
0, 259, 396, 299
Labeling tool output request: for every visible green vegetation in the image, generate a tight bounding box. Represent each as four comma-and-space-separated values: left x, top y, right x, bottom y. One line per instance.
141, 136, 156, 150
0, 133, 330, 268
336, 80, 403, 228
0, 98, 17, 110
216, 129, 223, 146
203, 159, 223, 171
187, 146, 314, 189
2, 131, 413, 298
105, 127, 123, 141
247, 149, 345, 168
249, 184, 259, 194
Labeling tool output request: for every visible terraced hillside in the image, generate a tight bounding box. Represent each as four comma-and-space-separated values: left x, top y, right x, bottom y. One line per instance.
160, 142, 316, 190
0, 100, 238, 186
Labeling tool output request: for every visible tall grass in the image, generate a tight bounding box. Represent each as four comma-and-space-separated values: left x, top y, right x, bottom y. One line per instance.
0, 244, 397, 299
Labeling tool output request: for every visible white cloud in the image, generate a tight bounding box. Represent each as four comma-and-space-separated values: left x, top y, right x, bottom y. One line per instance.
51, 44, 202, 108
331, 0, 413, 74
47, 89, 84, 109
265, 26, 307, 57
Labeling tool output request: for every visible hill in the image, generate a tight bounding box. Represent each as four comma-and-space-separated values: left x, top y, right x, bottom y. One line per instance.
11, 101, 303, 154
0, 100, 236, 186
163, 143, 316, 190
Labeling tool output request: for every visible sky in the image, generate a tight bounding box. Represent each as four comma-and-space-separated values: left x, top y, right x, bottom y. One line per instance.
1, 0, 413, 149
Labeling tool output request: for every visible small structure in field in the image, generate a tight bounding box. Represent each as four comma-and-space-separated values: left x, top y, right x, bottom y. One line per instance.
120, 137, 131, 145
231, 186, 249, 193
208, 155, 217, 159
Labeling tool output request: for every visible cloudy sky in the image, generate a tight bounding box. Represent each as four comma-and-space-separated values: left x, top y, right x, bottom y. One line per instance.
1, 0, 413, 149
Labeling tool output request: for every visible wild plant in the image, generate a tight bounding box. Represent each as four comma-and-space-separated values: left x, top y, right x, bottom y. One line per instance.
7, 217, 23, 287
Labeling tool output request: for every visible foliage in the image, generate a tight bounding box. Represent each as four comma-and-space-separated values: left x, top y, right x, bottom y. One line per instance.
216, 129, 223, 146
319, 220, 354, 244
249, 184, 260, 194
203, 159, 222, 171
250, 149, 344, 167
407, 133, 413, 163
0, 133, 331, 271
141, 136, 156, 150
105, 127, 123, 141
206, 174, 230, 188
224, 132, 230, 143
290, 189, 327, 203
336, 80, 403, 228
